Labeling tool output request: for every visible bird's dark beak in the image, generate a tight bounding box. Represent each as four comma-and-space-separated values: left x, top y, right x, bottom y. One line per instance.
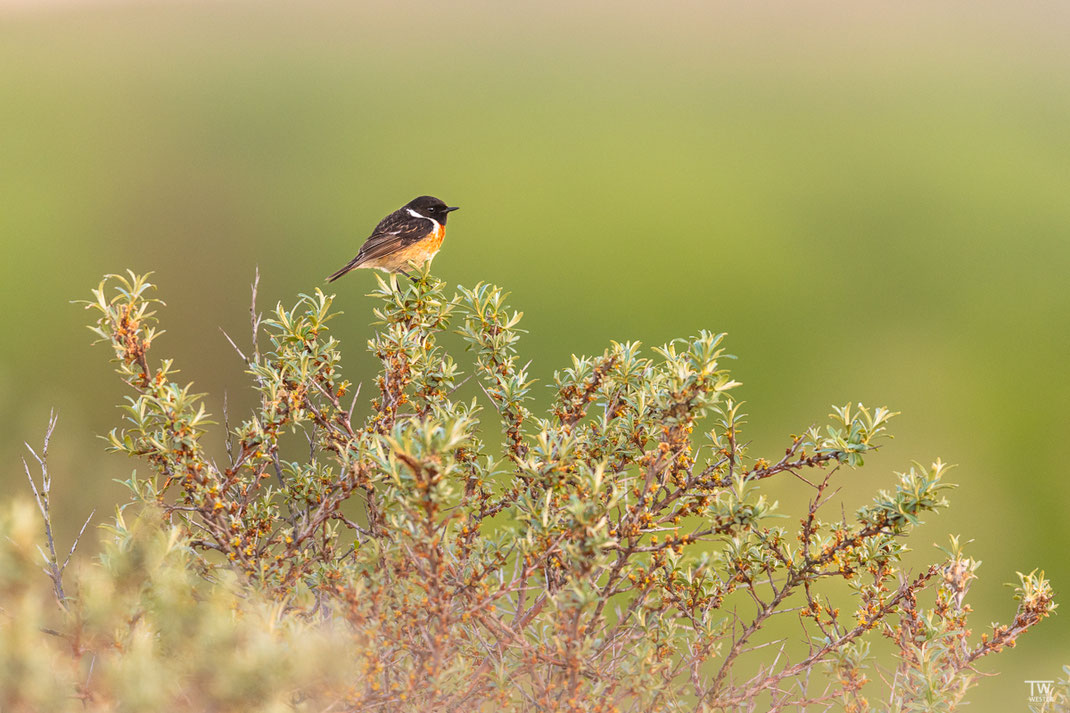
445, 206, 460, 213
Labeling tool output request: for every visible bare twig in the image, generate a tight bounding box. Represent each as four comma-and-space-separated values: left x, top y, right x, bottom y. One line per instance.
223, 391, 235, 467
22, 413, 93, 610
250, 266, 262, 364
63, 510, 96, 571
347, 381, 362, 422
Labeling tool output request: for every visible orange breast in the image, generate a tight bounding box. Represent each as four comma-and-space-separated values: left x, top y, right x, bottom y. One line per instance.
422, 223, 445, 253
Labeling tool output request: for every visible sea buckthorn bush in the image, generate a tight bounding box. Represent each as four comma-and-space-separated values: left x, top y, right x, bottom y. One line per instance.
0, 267, 1055, 712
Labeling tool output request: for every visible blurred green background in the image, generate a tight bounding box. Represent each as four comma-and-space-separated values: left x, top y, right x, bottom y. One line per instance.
1, 1, 1067, 708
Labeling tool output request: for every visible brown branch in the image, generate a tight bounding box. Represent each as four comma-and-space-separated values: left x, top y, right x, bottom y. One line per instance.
701, 566, 940, 710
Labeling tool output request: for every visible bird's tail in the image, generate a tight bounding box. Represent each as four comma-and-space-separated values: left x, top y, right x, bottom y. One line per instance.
326, 255, 364, 283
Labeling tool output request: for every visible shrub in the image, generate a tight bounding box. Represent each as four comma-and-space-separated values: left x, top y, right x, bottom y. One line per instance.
1, 267, 1055, 712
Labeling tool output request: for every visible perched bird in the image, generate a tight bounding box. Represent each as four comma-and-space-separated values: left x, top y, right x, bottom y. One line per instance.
326, 195, 460, 282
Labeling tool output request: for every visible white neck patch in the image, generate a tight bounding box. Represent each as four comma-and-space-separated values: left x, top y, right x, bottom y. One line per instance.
407, 207, 440, 230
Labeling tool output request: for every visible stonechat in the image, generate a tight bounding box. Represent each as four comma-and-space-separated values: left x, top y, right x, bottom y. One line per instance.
327, 195, 459, 282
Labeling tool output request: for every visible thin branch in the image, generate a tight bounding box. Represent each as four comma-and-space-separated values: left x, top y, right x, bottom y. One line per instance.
22, 412, 92, 610
220, 328, 249, 364
347, 381, 362, 422
63, 510, 96, 570
250, 266, 262, 364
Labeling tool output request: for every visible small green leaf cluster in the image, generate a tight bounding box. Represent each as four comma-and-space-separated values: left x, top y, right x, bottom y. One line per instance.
880, 536, 1058, 713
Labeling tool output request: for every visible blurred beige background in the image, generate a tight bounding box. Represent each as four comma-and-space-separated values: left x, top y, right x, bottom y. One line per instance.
1, 2, 1067, 709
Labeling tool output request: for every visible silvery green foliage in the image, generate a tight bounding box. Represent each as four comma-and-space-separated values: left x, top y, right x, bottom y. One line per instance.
61, 267, 1055, 712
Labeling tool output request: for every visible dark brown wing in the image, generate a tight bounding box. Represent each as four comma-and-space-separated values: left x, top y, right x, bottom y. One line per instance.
326, 211, 432, 282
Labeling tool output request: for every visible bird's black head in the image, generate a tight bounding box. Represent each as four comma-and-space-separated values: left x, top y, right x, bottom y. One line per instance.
405, 195, 460, 224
